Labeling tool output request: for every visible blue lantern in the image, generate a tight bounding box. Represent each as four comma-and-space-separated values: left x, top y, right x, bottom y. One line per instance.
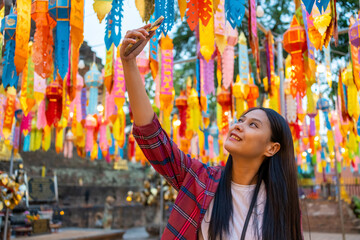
1, 8, 19, 89
49, 0, 71, 79
85, 63, 102, 115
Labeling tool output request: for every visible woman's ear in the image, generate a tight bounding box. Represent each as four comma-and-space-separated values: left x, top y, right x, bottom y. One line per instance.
264, 142, 280, 157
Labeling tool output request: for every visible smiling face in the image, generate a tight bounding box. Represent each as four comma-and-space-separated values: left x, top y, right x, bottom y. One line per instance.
224, 109, 275, 160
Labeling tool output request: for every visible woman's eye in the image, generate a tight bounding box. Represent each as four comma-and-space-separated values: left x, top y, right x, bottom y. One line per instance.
250, 122, 258, 128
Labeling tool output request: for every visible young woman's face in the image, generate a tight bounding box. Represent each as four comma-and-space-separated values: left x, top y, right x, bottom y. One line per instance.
224, 109, 273, 160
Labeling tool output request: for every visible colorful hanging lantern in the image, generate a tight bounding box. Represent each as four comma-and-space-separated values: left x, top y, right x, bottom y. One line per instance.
217, 87, 231, 112
85, 114, 97, 153
31, 0, 56, 79
70, 0, 84, 100
198, 0, 215, 62
14, 0, 31, 74
233, 75, 246, 119
45, 76, 63, 126
222, 24, 238, 89
85, 63, 102, 115
2, 87, 17, 140
104, 0, 124, 50
214, 0, 226, 54
49, 0, 70, 79
175, 90, 188, 138
283, 16, 307, 98
160, 35, 174, 133
113, 48, 126, 147
1, 8, 19, 89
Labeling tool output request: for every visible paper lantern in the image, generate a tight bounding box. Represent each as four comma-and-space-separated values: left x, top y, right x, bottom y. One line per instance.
175, 90, 188, 138
49, 0, 70, 79
85, 63, 102, 115
217, 88, 231, 112
246, 83, 259, 109
45, 79, 63, 126
283, 16, 307, 97
85, 114, 97, 153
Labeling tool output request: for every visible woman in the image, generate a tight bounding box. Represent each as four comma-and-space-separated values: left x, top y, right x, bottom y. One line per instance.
120, 24, 303, 240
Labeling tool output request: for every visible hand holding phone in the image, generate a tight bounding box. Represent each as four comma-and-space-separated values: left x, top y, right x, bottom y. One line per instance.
124, 16, 164, 57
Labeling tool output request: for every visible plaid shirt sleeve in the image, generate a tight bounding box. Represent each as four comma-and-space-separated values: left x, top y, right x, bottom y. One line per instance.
132, 113, 208, 191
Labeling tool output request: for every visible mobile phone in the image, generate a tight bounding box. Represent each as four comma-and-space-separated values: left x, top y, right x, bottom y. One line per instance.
124, 16, 164, 57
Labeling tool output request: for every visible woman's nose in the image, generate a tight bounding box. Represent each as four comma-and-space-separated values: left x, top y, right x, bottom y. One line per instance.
234, 122, 244, 131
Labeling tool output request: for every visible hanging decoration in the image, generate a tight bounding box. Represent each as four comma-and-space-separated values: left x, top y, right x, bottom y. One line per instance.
214, 0, 226, 54
160, 35, 174, 133
199, 0, 215, 61
85, 63, 102, 115
155, 0, 174, 35
20, 43, 36, 117
2, 87, 17, 140
149, 13, 159, 79
175, 91, 188, 138
104, 45, 114, 93
70, 0, 84, 101
34, 72, 47, 105
45, 75, 63, 126
178, 0, 187, 20
248, 0, 260, 82
283, 16, 307, 98
265, 31, 275, 94
14, 0, 31, 74
113, 48, 126, 147
2, 8, 19, 89
93, 0, 112, 23
0, 7, 4, 58
349, 14, 360, 88
32, 0, 55, 79
222, 24, 238, 89
135, 0, 155, 22
238, 31, 249, 84
186, 0, 199, 31
233, 75, 246, 119
224, 0, 245, 29
301, 2, 316, 82
85, 114, 97, 154
49, 0, 70, 80
104, 0, 124, 50
202, 58, 215, 95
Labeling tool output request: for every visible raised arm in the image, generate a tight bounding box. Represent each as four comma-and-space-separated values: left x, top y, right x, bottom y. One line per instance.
120, 24, 155, 126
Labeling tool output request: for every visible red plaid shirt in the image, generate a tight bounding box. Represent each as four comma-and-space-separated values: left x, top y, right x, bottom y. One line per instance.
133, 114, 222, 240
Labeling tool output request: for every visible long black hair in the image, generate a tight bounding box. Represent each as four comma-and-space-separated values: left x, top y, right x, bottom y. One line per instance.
208, 107, 303, 240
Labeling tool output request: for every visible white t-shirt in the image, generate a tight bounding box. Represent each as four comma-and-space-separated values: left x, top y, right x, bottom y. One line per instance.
200, 181, 266, 240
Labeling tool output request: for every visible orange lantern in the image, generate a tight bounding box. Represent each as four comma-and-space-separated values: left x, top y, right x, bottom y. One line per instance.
246, 84, 259, 109
175, 90, 188, 138
283, 16, 307, 98
217, 88, 231, 112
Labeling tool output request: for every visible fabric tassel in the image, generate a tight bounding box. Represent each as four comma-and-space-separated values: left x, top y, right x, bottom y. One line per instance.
2, 87, 16, 140
149, 13, 159, 79
214, 0, 226, 54
222, 24, 238, 89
